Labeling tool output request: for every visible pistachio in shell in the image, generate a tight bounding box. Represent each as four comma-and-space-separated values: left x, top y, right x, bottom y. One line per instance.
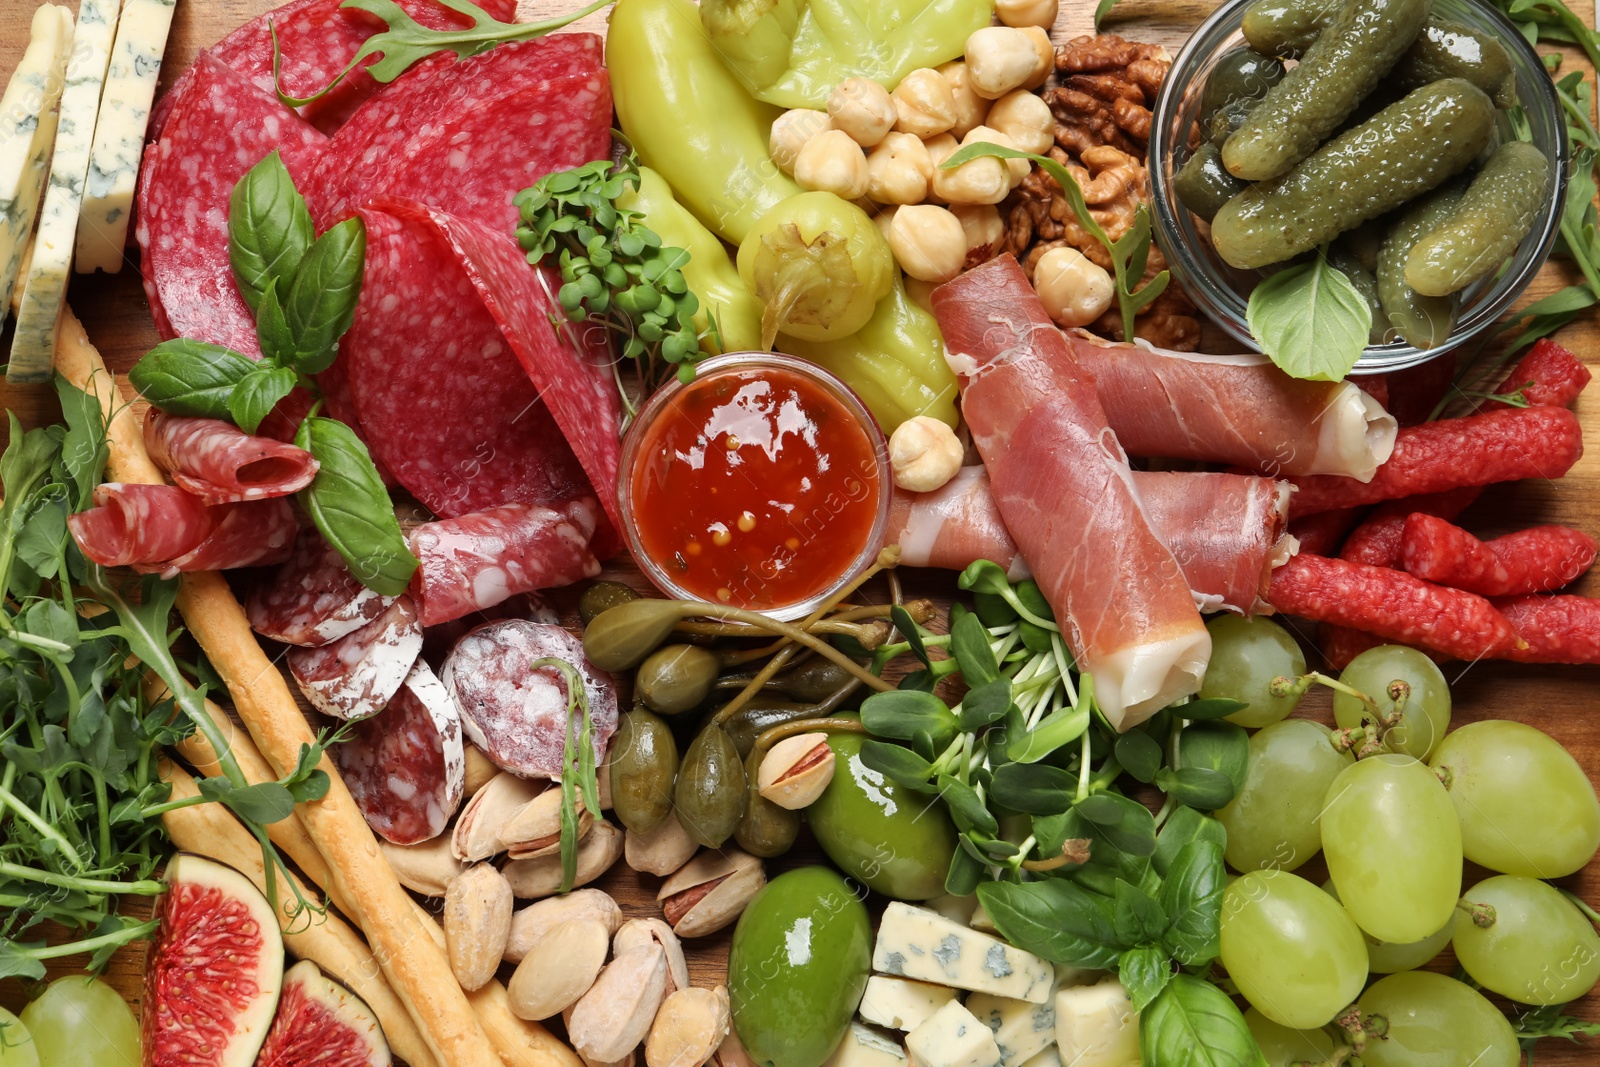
611, 707, 680, 835
580, 580, 642, 626
637, 644, 721, 715
674, 723, 747, 848
583, 599, 686, 672
733, 744, 799, 858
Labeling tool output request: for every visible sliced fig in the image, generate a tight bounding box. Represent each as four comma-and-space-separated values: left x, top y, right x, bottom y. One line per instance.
256, 960, 391, 1067
144, 853, 285, 1067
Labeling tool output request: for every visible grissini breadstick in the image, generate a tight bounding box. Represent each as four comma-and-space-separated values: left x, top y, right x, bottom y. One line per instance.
54, 308, 501, 1067
160, 763, 439, 1067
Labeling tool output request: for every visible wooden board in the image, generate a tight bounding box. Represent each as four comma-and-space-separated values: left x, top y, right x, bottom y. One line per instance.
1, 0, 1598, 1059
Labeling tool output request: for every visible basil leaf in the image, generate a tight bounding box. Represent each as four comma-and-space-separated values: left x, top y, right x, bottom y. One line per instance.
1113, 879, 1169, 947
129, 339, 256, 419
228, 365, 298, 435
1246, 256, 1372, 382
860, 689, 958, 747
1153, 806, 1226, 877
1118, 944, 1173, 1013
976, 878, 1124, 970
1179, 721, 1251, 797
951, 610, 999, 686
294, 416, 418, 596
285, 217, 366, 373
989, 762, 1076, 816
1159, 839, 1226, 967
936, 774, 999, 837
229, 150, 315, 315
256, 282, 297, 366
1140, 975, 1266, 1067
1074, 792, 1158, 858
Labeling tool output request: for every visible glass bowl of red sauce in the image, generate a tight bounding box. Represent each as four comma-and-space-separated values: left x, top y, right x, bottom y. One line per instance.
619, 353, 891, 621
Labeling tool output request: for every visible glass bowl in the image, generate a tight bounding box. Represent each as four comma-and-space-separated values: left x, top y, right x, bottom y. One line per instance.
1148, 0, 1570, 372
617, 352, 892, 622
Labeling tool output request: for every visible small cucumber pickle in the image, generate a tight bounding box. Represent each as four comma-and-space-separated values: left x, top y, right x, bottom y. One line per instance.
1241, 0, 1339, 56
1211, 79, 1494, 270
1393, 20, 1519, 107
1223, 0, 1432, 181
1176, 143, 1250, 223
1201, 47, 1287, 121
1405, 141, 1553, 297
1378, 184, 1466, 349
1326, 246, 1386, 343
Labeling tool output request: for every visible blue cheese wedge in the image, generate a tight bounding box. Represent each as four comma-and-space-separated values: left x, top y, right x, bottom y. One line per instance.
74, 0, 176, 274
824, 1023, 909, 1067
859, 976, 960, 1033
906, 1001, 1003, 1067
873, 902, 1054, 1004
965, 992, 1058, 1067
8, 0, 122, 381
0, 5, 75, 321
1054, 979, 1141, 1067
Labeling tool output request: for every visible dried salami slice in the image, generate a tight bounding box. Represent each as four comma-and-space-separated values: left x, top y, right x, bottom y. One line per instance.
289, 596, 423, 721
440, 619, 618, 778
335, 660, 465, 844
256, 387, 318, 444
340, 205, 595, 518
140, 498, 299, 578
136, 55, 329, 356
408, 500, 602, 627
144, 411, 319, 505
68, 484, 215, 567
248, 526, 389, 646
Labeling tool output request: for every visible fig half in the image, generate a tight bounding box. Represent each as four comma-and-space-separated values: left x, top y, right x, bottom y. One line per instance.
256, 960, 391, 1067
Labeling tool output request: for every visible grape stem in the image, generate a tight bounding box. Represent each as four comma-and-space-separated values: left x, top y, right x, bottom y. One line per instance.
1270, 671, 1382, 717
1559, 888, 1600, 928
1456, 897, 1498, 928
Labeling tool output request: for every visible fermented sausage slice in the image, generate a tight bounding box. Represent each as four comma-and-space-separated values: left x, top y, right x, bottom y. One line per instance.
146, 498, 299, 578
289, 596, 422, 721
144, 411, 319, 505
248, 526, 389, 646
68, 484, 215, 567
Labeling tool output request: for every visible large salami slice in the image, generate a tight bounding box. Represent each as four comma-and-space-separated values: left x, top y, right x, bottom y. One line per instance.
141, 498, 299, 578
288, 595, 423, 721
144, 411, 319, 505
440, 620, 618, 778
136, 55, 329, 357
68, 484, 214, 568
248, 526, 390, 646
408, 500, 602, 627
336, 660, 466, 844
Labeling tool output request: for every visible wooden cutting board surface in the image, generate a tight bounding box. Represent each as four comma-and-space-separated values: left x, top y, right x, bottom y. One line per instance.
1, 0, 1599, 1059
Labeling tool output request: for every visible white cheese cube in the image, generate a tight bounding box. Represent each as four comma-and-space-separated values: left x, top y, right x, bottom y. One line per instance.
0, 6, 75, 320
907, 1001, 1003, 1067
927, 893, 979, 925
970, 901, 997, 933
965, 992, 1057, 1067
860, 976, 960, 1032
1019, 1048, 1061, 1067
1054, 979, 1140, 1067
75, 0, 176, 274
825, 1023, 909, 1067
873, 902, 1054, 1004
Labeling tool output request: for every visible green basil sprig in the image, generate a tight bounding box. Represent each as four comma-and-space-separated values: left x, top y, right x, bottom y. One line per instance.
229, 364, 299, 435
128, 340, 256, 419
294, 416, 418, 597
229, 150, 315, 315
284, 218, 366, 374
1140, 975, 1266, 1067
1245, 254, 1372, 381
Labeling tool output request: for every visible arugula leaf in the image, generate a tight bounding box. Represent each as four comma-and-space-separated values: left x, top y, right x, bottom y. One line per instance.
1158, 839, 1226, 966
294, 416, 419, 596
1246, 256, 1372, 381
1094, 0, 1125, 30
285, 217, 366, 373
198, 776, 297, 825
1119, 944, 1173, 1013
977, 878, 1126, 969
1141, 975, 1266, 1067
128, 339, 257, 419
229, 365, 299, 435
229, 150, 315, 314
54, 375, 109, 508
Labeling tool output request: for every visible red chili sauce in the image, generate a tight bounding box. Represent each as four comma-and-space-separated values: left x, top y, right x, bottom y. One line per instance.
629, 367, 883, 611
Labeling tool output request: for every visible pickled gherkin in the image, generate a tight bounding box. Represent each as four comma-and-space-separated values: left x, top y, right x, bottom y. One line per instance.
1223, 0, 1431, 181
1176, 143, 1249, 223
1327, 246, 1387, 343
1241, 0, 1340, 56
1378, 185, 1466, 349
1393, 20, 1519, 108
1201, 47, 1287, 122
1405, 141, 1552, 297
1211, 79, 1494, 270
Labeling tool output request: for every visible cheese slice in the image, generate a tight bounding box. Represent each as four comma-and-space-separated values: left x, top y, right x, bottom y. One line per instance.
8, 0, 123, 381
1053, 979, 1140, 1067
859, 976, 960, 1033
824, 1023, 909, 1067
906, 1001, 1003, 1067
872, 902, 1055, 1004
74, 0, 176, 274
0, 5, 75, 322
965, 992, 1057, 1067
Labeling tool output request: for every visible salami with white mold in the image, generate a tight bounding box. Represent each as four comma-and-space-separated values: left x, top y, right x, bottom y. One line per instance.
441, 620, 618, 778
336, 660, 465, 844
248, 527, 389, 646
289, 596, 422, 721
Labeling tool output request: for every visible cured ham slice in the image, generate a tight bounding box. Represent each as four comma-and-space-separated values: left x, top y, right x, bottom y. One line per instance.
932, 257, 1209, 728
1065, 333, 1398, 480
144, 412, 319, 505
69, 484, 214, 567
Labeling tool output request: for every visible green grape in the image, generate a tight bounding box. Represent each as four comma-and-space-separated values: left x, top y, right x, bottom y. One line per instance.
0, 1009, 39, 1067
1201, 615, 1308, 728
1217, 719, 1352, 872
1321, 754, 1462, 945
1323, 879, 1456, 974
19, 977, 138, 1067
1244, 1007, 1340, 1067
1356, 971, 1519, 1067
1429, 720, 1600, 878
1334, 646, 1451, 759
1454, 875, 1600, 1005
1220, 869, 1369, 1029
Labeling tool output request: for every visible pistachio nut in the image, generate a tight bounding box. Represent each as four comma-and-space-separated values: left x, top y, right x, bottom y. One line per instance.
645, 986, 732, 1067
506, 888, 624, 963
463, 743, 500, 797
453, 772, 544, 862
657, 848, 766, 938
507, 917, 611, 1020
379, 834, 467, 897
443, 863, 514, 992
614, 918, 688, 994
625, 813, 700, 877
502, 819, 624, 899
501, 786, 594, 860
569, 943, 670, 1063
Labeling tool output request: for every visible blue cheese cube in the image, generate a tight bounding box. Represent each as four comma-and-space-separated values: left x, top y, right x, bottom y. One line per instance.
824, 1023, 909, 1067
1019, 1048, 1061, 1067
872, 902, 1054, 1004
1054, 979, 1140, 1067
965, 992, 1057, 1067
859, 977, 960, 1032
906, 1001, 1003, 1067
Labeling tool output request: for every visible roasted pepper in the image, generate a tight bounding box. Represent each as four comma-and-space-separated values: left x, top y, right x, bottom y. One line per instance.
608, 0, 802, 244
700, 0, 995, 109
781, 274, 960, 432
619, 167, 765, 355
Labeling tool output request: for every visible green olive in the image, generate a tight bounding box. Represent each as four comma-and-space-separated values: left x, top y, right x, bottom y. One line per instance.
610, 708, 680, 834
637, 644, 721, 715
723, 698, 827, 759
582, 598, 684, 672
734, 745, 800, 857
578, 580, 641, 626
674, 723, 747, 848
774, 659, 856, 704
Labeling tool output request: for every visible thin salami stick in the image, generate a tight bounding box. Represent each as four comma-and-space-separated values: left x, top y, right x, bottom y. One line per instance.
1484, 338, 1592, 411
1401, 515, 1598, 597
1268, 553, 1523, 662
1287, 506, 1366, 557
1494, 595, 1600, 664
1340, 486, 1484, 568
1287, 406, 1584, 516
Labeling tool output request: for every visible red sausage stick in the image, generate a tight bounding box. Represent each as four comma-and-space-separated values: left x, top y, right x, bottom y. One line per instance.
1494, 596, 1600, 664
1400, 515, 1598, 598
1339, 486, 1483, 568
1287, 507, 1366, 557
1484, 338, 1592, 412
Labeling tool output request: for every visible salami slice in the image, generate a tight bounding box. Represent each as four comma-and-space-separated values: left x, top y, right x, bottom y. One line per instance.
136, 55, 329, 356
256, 387, 318, 444
141, 498, 299, 578
336, 660, 466, 844
409, 500, 603, 627
68, 484, 215, 567
440, 619, 618, 778
144, 411, 319, 505
288, 595, 423, 720
248, 526, 390, 646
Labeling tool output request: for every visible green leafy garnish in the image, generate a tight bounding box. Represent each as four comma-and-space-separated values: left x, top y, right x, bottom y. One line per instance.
129, 340, 256, 419
1245, 254, 1373, 381
532, 657, 602, 894
228, 150, 315, 315
294, 417, 419, 596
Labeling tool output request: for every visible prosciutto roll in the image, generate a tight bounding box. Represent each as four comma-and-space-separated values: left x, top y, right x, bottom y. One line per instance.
69, 484, 215, 567
144, 411, 320, 505
932, 257, 1209, 729
1065, 333, 1398, 481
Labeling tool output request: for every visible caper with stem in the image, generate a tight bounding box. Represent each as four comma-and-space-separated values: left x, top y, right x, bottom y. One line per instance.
674, 722, 747, 848
579, 580, 641, 625
610, 706, 679, 834
636, 644, 721, 715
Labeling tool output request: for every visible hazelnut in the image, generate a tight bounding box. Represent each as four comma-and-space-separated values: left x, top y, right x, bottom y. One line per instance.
887, 205, 967, 284
950, 204, 1005, 267
1022, 27, 1054, 89
904, 276, 938, 315
769, 109, 832, 174
866, 132, 934, 205
891, 68, 957, 138
1034, 246, 1116, 327
961, 126, 1031, 187
889, 415, 965, 493
794, 129, 870, 200
936, 61, 991, 139
986, 89, 1056, 155
996, 0, 1059, 28
965, 27, 1042, 100
929, 134, 1009, 206
828, 77, 897, 147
